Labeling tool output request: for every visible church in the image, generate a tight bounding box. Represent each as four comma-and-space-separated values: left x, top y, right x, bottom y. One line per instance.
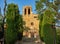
22, 6, 39, 38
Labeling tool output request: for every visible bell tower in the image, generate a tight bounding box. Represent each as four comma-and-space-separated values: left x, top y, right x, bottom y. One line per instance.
23, 6, 32, 15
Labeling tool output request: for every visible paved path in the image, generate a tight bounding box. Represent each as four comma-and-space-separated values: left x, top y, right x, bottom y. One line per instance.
15, 37, 43, 44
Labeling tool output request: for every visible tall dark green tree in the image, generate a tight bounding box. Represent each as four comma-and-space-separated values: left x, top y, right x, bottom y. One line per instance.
17, 15, 23, 41
5, 3, 23, 44
36, 0, 57, 44
42, 8, 56, 44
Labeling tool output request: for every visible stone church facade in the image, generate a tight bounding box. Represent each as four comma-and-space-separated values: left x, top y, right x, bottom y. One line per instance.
22, 6, 39, 38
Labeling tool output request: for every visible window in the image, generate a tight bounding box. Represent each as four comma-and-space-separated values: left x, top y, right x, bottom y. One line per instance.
34, 16, 37, 18
31, 22, 34, 26
28, 8, 30, 14
24, 8, 26, 15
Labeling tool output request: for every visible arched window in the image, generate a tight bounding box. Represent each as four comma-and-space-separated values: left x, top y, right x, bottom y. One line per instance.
31, 22, 34, 26
24, 8, 26, 15
28, 8, 30, 15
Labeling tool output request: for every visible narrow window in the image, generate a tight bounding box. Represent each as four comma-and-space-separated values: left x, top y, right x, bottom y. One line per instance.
24, 8, 26, 15
31, 22, 34, 26
28, 8, 30, 15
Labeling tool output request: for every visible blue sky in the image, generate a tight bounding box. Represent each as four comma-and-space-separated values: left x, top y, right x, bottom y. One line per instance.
0, 0, 36, 15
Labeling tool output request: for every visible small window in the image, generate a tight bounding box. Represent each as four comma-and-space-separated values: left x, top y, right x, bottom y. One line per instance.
24, 8, 26, 15
31, 22, 34, 26
28, 8, 30, 15
34, 16, 37, 18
